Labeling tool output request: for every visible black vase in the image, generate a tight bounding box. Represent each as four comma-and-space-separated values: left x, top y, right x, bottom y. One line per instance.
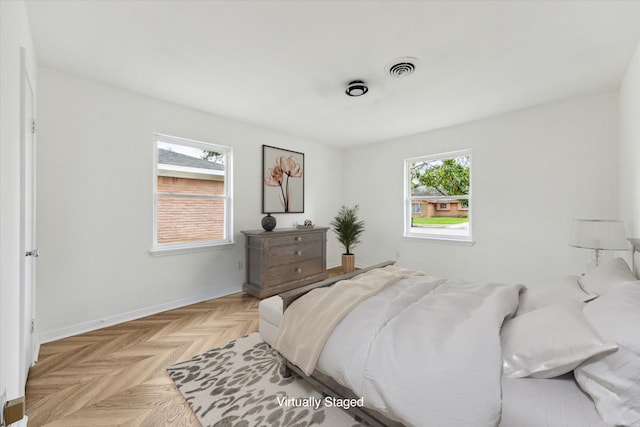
261, 214, 276, 231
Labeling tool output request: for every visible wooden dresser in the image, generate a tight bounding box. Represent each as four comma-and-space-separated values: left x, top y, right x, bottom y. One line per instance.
242, 227, 329, 299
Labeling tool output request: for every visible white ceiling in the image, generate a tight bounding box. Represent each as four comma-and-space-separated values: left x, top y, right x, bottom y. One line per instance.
25, 1, 640, 147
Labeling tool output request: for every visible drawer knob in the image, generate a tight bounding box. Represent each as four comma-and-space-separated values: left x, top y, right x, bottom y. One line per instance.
295, 267, 303, 273
295, 236, 302, 241
295, 250, 302, 256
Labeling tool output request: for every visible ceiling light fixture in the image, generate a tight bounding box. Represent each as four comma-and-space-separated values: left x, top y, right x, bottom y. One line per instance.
345, 80, 368, 97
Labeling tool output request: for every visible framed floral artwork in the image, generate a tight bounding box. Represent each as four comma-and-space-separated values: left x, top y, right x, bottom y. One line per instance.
262, 145, 304, 213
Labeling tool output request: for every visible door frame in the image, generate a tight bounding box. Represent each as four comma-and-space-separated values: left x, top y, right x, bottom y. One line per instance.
19, 46, 38, 388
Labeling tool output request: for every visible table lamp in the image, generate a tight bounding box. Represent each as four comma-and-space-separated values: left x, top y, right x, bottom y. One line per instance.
569, 219, 627, 268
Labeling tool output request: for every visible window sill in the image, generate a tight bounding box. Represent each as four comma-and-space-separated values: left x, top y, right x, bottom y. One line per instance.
150, 240, 235, 256
403, 233, 475, 246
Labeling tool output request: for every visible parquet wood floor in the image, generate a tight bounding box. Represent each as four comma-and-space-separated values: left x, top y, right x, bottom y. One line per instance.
25, 292, 260, 427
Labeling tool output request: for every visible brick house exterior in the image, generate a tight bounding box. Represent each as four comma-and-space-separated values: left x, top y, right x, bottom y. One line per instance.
157, 149, 225, 245
411, 199, 469, 218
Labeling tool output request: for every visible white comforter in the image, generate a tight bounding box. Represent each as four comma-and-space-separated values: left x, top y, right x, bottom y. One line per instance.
314, 274, 523, 427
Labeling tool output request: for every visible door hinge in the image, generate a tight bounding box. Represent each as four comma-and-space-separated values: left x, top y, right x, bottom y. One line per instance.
30, 319, 36, 333
25, 249, 39, 258
31, 119, 36, 134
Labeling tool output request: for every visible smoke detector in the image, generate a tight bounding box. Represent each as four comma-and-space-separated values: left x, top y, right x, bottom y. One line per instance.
387, 57, 418, 78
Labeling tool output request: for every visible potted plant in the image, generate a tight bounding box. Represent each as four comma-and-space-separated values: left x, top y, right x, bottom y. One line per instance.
330, 205, 365, 273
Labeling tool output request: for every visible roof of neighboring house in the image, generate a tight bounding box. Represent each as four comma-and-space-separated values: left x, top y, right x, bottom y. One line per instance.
411, 186, 467, 203
411, 186, 444, 197
158, 149, 224, 171
412, 199, 463, 204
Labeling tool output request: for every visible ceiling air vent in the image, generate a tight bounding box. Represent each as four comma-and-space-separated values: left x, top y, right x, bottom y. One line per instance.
388, 58, 417, 78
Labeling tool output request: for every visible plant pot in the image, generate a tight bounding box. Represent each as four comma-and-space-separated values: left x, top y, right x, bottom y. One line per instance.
342, 253, 355, 273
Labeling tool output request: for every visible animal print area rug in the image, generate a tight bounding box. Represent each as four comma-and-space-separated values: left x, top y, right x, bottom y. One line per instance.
167, 333, 359, 427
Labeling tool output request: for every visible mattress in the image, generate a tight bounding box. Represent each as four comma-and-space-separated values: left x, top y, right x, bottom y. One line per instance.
500, 374, 607, 427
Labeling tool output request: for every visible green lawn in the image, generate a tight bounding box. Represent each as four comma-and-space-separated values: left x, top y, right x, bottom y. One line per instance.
412, 217, 469, 225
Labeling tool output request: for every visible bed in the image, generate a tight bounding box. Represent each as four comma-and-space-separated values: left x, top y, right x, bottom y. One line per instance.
259, 239, 640, 427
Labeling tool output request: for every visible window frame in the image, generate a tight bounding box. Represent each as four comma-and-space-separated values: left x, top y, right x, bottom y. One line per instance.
404, 149, 472, 243
151, 133, 233, 255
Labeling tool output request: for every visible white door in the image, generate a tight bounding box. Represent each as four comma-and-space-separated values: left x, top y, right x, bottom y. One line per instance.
20, 48, 37, 387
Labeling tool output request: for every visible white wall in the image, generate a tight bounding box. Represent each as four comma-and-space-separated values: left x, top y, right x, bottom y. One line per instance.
36, 67, 344, 341
619, 40, 640, 239
344, 91, 620, 284
0, 0, 37, 404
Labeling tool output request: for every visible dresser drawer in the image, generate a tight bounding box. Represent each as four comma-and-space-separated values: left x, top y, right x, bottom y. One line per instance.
264, 258, 324, 288
258, 231, 323, 248
266, 241, 322, 264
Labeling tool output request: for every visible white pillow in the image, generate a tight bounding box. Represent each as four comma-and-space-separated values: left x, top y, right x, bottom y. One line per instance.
516, 275, 597, 316
574, 282, 640, 427
579, 257, 637, 296
502, 301, 617, 379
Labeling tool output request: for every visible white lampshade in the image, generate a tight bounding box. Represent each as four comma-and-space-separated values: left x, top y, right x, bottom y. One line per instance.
569, 219, 627, 250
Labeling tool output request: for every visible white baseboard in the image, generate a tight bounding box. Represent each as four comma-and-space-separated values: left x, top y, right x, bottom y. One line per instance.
39, 285, 242, 344
328, 261, 383, 270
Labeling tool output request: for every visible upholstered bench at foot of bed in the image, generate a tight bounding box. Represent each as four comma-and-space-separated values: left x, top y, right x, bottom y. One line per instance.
259, 295, 283, 347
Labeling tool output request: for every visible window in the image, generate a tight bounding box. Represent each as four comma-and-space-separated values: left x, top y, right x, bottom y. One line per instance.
153, 134, 232, 252
405, 149, 471, 242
